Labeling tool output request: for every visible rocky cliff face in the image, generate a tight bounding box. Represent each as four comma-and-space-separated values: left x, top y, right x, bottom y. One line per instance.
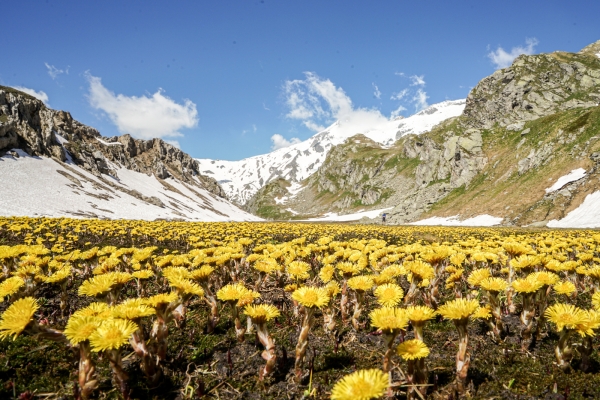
0, 86, 224, 198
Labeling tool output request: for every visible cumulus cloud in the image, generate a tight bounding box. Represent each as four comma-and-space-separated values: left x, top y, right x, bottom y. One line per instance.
271, 134, 301, 150
410, 75, 426, 86
13, 86, 49, 105
412, 89, 429, 112
164, 140, 181, 148
86, 73, 198, 140
372, 83, 381, 99
283, 72, 388, 135
45, 63, 68, 79
488, 38, 538, 69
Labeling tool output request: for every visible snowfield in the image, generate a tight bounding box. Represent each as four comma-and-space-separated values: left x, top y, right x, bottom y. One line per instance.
0, 149, 261, 222
304, 207, 394, 222
197, 100, 466, 205
409, 215, 504, 227
547, 190, 600, 228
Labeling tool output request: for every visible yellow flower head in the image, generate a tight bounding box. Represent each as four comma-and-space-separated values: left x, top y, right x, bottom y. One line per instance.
397, 339, 430, 360
529, 271, 559, 286
236, 289, 261, 307
253, 258, 279, 275
319, 264, 335, 283
545, 303, 589, 332
0, 276, 25, 301
89, 318, 139, 352
330, 369, 389, 400
325, 281, 341, 297
437, 298, 480, 320
72, 302, 111, 319
111, 299, 156, 320
374, 283, 404, 307
467, 268, 491, 287
347, 276, 374, 292
217, 283, 251, 302
0, 297, 39, 340
143, 292, 179, 307
286, 261, 311, 280
575, 310, 600, 337
592, 292, 600, 310
406, 305, 436, 323
553, 281, 576, 296
472, 305, 492, 320
479, 277, 508, 293
132, 270, 154, 280
291, 286, 330, 309
64, 315, 102, 345
336, 261, 364, 277
243, 304, 280, 324
169, 277, 205, 297
369, 307, 408, 332
511, 277, 543, 293
404, 260, 434, 281
78, 274, 118, 297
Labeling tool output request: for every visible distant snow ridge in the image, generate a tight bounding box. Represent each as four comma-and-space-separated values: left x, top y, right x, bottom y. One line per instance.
197, 99, 466, 205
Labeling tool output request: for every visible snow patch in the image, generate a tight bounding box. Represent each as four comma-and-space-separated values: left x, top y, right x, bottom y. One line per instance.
0, 150, 261, 222
305, 207, 393, 222
545, 168, 586, 193
547, 190, 600, 228
410, 214, 503, 227
96, 137, 124, 146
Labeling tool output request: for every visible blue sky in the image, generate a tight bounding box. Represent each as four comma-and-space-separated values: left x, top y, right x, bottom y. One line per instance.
1, 1, 598, 160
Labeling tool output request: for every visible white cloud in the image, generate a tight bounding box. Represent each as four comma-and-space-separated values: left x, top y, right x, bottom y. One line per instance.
390, 88, 409, 101
391, 105, 407, 118
164, 140, 181, 148
410, 75, 426, 86
394, 72, 405, 77
271, 134, 301, 150
13, 86, 49, 105
488, 38, 538, 69
45, 63, 67, 79
412, 89, 429, 112
372, 83, 381, 99
253, 124, 257, 132
283, 72, 388, 135
86, 73, 198, 140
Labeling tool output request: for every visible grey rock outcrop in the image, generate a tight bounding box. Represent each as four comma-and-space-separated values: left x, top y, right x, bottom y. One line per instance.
0, 85, 225, 199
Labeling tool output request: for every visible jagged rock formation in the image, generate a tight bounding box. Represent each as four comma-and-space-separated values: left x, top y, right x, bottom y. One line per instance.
0, 86, 224, 198
0, 86, 256, 221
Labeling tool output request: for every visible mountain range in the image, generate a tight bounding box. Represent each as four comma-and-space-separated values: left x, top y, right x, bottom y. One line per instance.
1, 39, 600, 227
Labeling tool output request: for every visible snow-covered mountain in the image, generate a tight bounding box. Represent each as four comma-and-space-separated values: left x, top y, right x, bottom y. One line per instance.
197, 99, 466, 205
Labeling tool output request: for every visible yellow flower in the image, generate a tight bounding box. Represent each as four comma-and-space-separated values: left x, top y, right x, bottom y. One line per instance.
143, 292, 179, 307
437, 298, 480, 320
236, 289, 261, 307
330, 369, 389, 400
479, 277, 508, 292
286, 261, 311, 280
347, 276, 374, 292
0, 276, 25, 301
592, 292, 600, 310
553, 281, 576, 295
89, 319, 139, 352
217, 283, 251, 302
43, 265, 71, 283
397, 339, 430, 360
337, 261, 364, 277
369, 307, 408, 332
467, 268, 491, 287
243, 304, 280, 324
0, 297, 39, 340
169, 277, 205, 297
575, 310, 600, 337
545, 303, 589, 332
291, 286, 330, 309
511, 277, 543, 293
325, 281, 341, 297
374, 283, 404, 307
472, 305, 492, 320
406, 305, 436, 323
319, 264, 335, 283
78, 274, 118, 297
529, 271, 559, 286
64, 315, 101, 345
111, 300, 156, 320
253, 258, 279, 275
72, 302, 111, 319
404, 260, 434, 281
132, 270, 154, 280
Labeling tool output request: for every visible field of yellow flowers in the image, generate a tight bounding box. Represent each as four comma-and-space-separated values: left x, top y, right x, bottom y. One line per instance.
1, 217, 600, 399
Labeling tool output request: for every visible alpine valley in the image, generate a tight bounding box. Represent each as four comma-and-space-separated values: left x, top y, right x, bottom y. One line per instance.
2, 40, 600, 227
